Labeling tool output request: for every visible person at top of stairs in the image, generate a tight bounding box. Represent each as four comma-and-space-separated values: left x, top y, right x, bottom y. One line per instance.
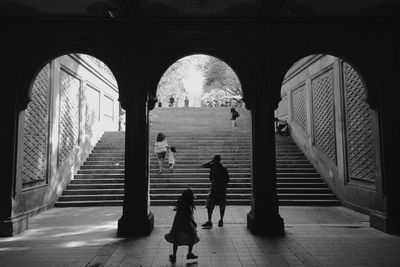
230, 107, 239, 128
201, 155, 230, 228
155, 132, 169, 174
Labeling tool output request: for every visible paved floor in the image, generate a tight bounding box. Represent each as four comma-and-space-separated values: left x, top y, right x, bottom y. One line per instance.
0, 206, 399, 266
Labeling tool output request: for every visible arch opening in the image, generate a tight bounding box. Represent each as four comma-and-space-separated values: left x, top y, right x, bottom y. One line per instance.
275, 54, 382, 222
148, 54, 252, 224
18, 53, 124, 214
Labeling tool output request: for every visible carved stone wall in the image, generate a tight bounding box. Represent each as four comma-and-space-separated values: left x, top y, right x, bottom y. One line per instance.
343, 62, 376, 182
312, 70, 336, 164
291, 85, 307, 133
22, 64, 50, 184
85, 84, 100, 137
277, 93, 288, 118
58, 69, 81, 167
80, 54, 116, 83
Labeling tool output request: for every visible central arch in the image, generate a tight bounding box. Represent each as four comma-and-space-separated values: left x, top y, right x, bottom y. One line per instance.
142, 33, 259, 109
148, 54, 251, 216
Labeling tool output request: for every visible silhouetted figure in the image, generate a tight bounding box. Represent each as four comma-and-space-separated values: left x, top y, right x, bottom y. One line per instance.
158, 98, 162, 107
184, 96, 189, 107
169, 95, 175, 107
165, 189, 199, 263
276, 119, 289, 136
230, 107, 240, 128
155, 132, 169, 174
201, 155, 230, 228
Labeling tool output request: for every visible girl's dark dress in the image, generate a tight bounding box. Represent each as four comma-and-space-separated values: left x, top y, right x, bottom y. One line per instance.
165, 208, 200, 246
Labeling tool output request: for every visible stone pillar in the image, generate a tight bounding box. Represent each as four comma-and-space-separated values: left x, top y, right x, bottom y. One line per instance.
0, 75, 28, 236
117, 90, 154, 236
247, 85, 285, 235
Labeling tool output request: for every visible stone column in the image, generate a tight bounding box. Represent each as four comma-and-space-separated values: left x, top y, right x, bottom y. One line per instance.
247, 85, 285, 235
117, 90, 154, 236
0, 74, 28, 236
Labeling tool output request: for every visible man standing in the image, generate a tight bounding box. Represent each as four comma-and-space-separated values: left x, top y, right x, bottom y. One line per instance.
201, 155, 230, 228
184, 96, 189, 107
169, 95, 175, 107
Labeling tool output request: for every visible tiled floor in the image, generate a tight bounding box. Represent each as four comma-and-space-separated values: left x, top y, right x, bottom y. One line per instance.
0, 206, 399, 266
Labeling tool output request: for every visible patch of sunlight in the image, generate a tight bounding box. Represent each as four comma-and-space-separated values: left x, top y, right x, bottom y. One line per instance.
58, 238, 121, 248
0, 227, 54, 242
58, 241, 88, 248
0, 247, 30, 251
50, 223, 116, 238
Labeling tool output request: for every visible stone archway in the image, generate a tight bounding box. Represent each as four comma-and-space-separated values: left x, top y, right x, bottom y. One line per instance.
275, 50, 388, 233
0, 37, 127, 236
130, 34, 285, 235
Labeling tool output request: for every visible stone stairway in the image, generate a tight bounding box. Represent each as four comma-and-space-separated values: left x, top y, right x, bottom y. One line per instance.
54, 132, 125, 207
55, 107, 340, 207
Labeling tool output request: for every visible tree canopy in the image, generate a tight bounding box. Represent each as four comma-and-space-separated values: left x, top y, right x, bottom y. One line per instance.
202, 57, 242, 96
156, 55, 242, 106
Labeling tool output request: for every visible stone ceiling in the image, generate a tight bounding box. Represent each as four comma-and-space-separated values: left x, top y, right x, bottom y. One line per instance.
0, 0, 399, 19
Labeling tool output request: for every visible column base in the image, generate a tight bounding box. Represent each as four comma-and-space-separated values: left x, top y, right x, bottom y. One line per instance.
247, 211, 285, 235
370, 212, 400, 234
117, 212, 154, 237
0, 214, 28, 237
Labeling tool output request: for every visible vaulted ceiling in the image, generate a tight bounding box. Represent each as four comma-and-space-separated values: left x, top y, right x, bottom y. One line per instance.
1, 0, 399, 20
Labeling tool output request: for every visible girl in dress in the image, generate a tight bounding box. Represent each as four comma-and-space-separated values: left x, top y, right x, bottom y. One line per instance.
165, 189, 199, 263
154, 132, 169, 174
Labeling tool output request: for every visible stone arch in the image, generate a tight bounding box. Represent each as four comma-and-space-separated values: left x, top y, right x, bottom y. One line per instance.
275, 43, 380, 110
18, 50, 123, 185
15, 38, 126, 110
276, 50, 384, 216
142, 33, 260, 110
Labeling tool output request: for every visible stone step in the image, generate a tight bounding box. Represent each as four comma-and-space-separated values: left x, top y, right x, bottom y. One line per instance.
63, 189, 124, 195
148, 163, 312, 168
78, 169, 125, 174
54, 198, 340, 207
277, 182, 328, 188
83, 161, 125, 165
150, 199, 249, 206
67, 184, 124, 189
150, 178, 251, 183
150, 183, 250, 188
148, 188, 331, 194
54, 200, 123, 207
278, 199, 341, 206
81, 165, 125, 169
75, 174, 124, 179
147, 168, 315, 174
149, 193, 336, 200
149, 173, 252, 178
86, 157, 125, 161
150, 188, 251, 194
70, 178, 124, 184
58, 195, 124, 201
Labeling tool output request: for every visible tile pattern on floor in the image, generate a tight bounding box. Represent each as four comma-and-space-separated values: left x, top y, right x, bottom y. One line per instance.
0, 206, 399, 266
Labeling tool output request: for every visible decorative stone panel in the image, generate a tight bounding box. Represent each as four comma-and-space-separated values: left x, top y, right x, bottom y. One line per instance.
58, 69, 81, 166
291, 85, 307, 133
85, 85, 100, 136
277, 93, 288, 117
312, 70, 336, 164
22, 64, 50, 184
343, 63, 376, 182
79, 54, 116, 83
103, 94, 114, 119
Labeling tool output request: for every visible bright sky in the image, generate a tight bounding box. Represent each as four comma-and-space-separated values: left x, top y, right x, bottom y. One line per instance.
183, 65, 204, 98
